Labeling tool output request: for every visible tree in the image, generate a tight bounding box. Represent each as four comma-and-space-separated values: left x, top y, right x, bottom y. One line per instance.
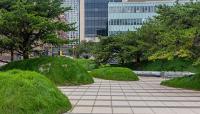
0, 0, 74, 59
148, 2, 200, 61
93, 32, 148, 65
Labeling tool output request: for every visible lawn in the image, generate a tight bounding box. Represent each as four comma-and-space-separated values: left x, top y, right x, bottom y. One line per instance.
90, 67, 139, 81
0, 70, 71, 114
0, 56, 94, 85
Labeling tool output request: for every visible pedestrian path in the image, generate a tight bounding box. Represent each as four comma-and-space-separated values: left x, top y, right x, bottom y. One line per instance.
60, 77, 200, 114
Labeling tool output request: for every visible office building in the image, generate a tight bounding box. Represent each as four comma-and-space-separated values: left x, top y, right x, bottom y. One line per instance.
81, 0, 122, 41
108, 0, 192, 36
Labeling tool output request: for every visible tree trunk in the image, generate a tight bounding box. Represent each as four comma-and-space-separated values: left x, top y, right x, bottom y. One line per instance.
10, 48, 14, 62
136, 56, 141, 64
23, 51, 29, 59
121, 58, 125, 65
136, 52, 141, 64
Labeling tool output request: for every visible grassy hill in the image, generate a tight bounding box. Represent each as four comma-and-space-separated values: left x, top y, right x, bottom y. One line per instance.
0, 56, 94, 85
90, 67, 139, 81
0, 70, 71, 114
161, 74, 200, 91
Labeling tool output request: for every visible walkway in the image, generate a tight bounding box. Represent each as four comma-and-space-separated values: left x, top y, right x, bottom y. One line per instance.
60, 77, 200, 114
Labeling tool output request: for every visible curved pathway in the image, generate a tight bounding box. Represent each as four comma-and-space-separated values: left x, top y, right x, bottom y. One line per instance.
60, 77, 200, 114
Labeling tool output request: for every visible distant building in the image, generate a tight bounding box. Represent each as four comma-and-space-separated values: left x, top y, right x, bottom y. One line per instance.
48, 0, 80, 56
108, 0, 192, 36
62, 0, 80, 46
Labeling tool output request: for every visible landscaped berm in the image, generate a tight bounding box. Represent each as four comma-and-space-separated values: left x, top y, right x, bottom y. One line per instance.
0, 57, 94, 85
76, 59, 98, 71
90, 67, 139, 81
161, 74, 200, 90
0, 70, 71, 114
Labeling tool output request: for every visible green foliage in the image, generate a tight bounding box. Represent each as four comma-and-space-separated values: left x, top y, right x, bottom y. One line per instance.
74, 41, 98, 58
0, 57, 94, 85
147, 3, 200, 61
0, 70, 71, 114
94, 32, 146, 65
0, 36, 14, 52
76, 59, 98, 71
90, 67, 139, 81
137, 59, 200, 73
161, 74, 200, 90
0, 0, 74, 59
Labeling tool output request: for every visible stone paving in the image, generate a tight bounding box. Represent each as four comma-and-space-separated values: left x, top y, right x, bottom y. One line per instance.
60, 77, 200, 114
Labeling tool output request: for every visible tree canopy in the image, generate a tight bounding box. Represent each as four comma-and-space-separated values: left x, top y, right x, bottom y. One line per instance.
0, 0, 74, 59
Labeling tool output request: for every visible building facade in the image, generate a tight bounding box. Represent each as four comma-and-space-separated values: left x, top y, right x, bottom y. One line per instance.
108, 0, 192, 36
83, 0, 122, 41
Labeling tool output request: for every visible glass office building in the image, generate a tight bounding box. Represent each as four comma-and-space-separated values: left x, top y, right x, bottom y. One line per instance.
84, 0, 122, 41
108, 0, 191, 36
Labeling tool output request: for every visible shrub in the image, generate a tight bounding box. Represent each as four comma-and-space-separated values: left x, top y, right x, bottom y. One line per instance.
0, 57, 94, 85
90, 67, 139, 81
0, 70, 71, 114
137, 59, 200, 73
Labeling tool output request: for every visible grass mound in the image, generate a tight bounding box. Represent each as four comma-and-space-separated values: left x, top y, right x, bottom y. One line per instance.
0, 70, 71, 114
76, 59, 98, 71
0, 56, 94, 85
90, 67, 139, 81
161, 74, 200, 90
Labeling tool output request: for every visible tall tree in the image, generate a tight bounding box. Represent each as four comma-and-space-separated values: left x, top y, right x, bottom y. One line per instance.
0, 0, 74, 59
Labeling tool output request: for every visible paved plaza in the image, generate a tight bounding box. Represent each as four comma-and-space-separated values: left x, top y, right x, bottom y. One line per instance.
60, 77, 200, 114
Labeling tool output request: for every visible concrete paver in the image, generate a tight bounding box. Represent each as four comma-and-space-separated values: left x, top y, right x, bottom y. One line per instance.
61, 77, 200, 114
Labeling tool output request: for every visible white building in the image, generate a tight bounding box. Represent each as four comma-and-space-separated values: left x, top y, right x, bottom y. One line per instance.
108, 0, 194, 36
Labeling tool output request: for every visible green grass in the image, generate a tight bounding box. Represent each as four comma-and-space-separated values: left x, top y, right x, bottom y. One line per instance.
0, 70, 71, 114
90, 67, 139, 81
75, 59, 98, 71
0, 56, 94, 85
161, 74, 200, 90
